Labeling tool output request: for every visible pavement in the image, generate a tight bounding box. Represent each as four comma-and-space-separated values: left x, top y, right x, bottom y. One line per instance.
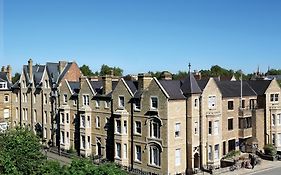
222, 159, 281, 175
45, 151, 72, 165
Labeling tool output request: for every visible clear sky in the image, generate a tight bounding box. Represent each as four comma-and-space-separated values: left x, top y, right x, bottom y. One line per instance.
1, 0, 281, 75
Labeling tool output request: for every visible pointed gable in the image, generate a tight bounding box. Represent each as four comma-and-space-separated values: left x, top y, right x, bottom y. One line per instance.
181, 72, 202, 95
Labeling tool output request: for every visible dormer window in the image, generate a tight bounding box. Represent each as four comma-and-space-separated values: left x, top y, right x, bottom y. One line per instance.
270, 94, 279, 102
118, 96, 125, 109
63, 94, 68, 103
134, 99, 141, 111
45, 80, 48, 88
0, 82, 7, 89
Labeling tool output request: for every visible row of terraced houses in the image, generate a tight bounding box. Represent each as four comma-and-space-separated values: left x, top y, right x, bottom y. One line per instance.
0, 59, 280, 174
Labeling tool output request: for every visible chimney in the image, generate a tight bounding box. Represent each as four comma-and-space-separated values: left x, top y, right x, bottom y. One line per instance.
1, 66, 6, 72
193, 70, 202, 80
160, 71, 172, 80
28, 59, 33, 80
59, 61, 67, 74
6, 65, 12, 82
102, 75, 112, 95
138, 73, 152, 90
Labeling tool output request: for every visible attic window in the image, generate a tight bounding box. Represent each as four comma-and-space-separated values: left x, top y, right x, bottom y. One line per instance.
0, 82, 7, 89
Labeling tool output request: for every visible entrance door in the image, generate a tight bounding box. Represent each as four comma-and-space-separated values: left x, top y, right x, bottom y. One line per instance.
194, 153, 200, 168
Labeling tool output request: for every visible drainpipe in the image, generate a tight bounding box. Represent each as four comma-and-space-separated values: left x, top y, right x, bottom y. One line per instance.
76, 92, 80, 156
185, 96, 189, 172
19, 85, 22, 127
130, 100, 134, 170
41, 89, 44, 143
199, 95, 203, 170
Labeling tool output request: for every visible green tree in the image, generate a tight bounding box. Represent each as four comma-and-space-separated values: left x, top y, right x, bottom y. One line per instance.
80, 65, 95, 76
0, 127, 46, 175
40, 160, 66, 175
12, 72, 21, 84
173, 71, 188, 80
100, 64, 123, 76
267, 69, 281, 75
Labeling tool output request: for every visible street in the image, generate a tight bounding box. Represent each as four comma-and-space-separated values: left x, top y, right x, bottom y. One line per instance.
251, 166, 281, 175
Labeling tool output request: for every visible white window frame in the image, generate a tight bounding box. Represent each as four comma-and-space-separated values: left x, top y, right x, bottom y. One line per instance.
118, 96, 125, 108
150, 96, 158, 110
83, 95, 90, 106
123, 143, 127, 159
175, 148, 181, 166
150, 146, 161, 166
115, 142, 121, 159
208, 95, 216, 109
96, 116, 100, 128
95, 99, 100, 108
115, 119, 121, 134
63, 94, 68, 103
135, 145, 142, 162
123, 120, 127, 134
3, 109, 9, 119
214, 144, 219, 160
4, 95, 9, 103
135, 121, 142, 135
0, 82, 7, 89
214, 120, 219, 135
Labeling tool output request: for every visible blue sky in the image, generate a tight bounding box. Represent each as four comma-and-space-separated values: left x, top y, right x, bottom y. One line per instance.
1, 0, 281, 75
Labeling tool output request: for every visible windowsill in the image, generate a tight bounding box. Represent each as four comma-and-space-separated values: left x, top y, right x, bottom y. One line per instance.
96, 127, 100, 130
134, 108, 141, 112
95, 107, 100, 109
227, 109, 234, 111
134, 160, 142, 164
134, 133, 142, 136
115, 157, 121, 160
228, 129, 234, 131
118, 106, 125, 110
147, 163, 161, 169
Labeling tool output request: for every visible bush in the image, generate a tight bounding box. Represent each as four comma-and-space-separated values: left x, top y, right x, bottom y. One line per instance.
224, 150, 241, 159
264, 144, 277, 156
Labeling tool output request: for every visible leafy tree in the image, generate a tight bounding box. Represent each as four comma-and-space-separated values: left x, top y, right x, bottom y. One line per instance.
148, 71, 162, 79
40, 160, 66, 175
267, 69, 281, 75
173, 71, 188, 80
12, 72, 21, 84
100, 64, 123, 76
0, 127, 46, 175
80, 65, 95, 76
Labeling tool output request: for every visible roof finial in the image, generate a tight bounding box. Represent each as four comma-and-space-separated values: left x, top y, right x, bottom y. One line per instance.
188, 62, 191, 73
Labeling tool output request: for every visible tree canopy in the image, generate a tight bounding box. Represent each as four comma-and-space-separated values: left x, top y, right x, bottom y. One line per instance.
0, 127, 46, 175
12, 72, 21, 84
267, 69, 281, 75
80, 64, 123, 77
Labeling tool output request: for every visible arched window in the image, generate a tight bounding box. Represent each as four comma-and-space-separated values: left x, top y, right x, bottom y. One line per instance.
149, 118, 161, 139
150, 145, 161, 166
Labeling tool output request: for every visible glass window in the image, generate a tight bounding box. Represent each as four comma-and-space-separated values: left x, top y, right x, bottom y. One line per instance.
135, 121, 141, 134
208, 145, 212, 160
150, 146, 160, 166
214, 144, 219, 160
116, 120, 121, 134
214, 120, 219, 135
87, 116, 91, 127
134, 99, 141, 110
123, 144, 127, 159
124, 120, 127, 134
66, 113, 69, 124
228, 118, 233, 130
150, 120, 160, 138
81, 135, 85, 149
175, 149, 181, 166
241, 99, 245, 108
116, 143, 121, 159
61, 131, 65, 144
194, 98, 198, 108
228, 101, 234, 110
83, 95, 89, 106
194, 122, 198, 134
273, 114, 276, 126
151, 97, 158, 110
3, 109, 9, 119
87, 136, 91, 149
105, 101, 110, 108
175, 123, 180, 137
208, 96, 216, 109
96, 99, 100, 108
4, 95, 9, 102
63, 94, 68, 103
81, 115, 85, 128
60, 113, 64, 124
135, 145, 142, 161
118, 96, 125, 108
273, 133, 276, 145
208, 121, 212, 134
96, 116, 100, 128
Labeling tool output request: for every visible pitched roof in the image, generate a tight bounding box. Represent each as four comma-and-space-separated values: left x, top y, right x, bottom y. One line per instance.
57, 62, 73, 83
159, 80, 186, 100
90, 80, 119, 96
196, 79, 209, 91
180, 72, 202, 94
0, 72, 12, 89
46, 62, 60, 84
247, 80, 272, 95
125, 80, 138, 94
68, 81, 80, 91
216, 80, 257, 97
23, 64, 46, 87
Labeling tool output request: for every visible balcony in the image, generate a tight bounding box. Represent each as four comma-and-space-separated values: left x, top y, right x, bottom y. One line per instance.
238, 107, 252, 117
206, 111, 221, 117
239, 127, 252, 138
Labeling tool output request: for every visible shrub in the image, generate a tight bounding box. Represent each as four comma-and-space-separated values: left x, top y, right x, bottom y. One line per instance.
264, 144, 277, 156
224, 150, 241, 159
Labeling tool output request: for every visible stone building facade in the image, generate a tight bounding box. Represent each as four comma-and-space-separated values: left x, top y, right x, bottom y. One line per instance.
3, 59, 281, 174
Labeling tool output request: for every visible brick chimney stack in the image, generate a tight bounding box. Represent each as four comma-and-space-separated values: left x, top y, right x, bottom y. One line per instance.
28, 59, 33, 80
6, 65, 12, 82
102, 75, 112, 95
138, 73, 152, 90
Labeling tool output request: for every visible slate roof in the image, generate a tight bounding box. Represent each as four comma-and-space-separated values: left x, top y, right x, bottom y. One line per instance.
90, 80, 119, 96
23, 65, 46, 87
266, 75, 281, 80
196, 79, 209, 91
180, 72, 202, 94
57, 63, 73, 83
247, 80, 272, 96
216, 80, 257, 97
46, 62, 60, 84
68, 81, 80, 94
125, 80, 138, 94
159, 80, 186, 100
0, 72, 12, 89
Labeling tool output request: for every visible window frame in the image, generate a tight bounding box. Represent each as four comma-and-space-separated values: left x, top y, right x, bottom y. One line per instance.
150, 96, 158, 110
